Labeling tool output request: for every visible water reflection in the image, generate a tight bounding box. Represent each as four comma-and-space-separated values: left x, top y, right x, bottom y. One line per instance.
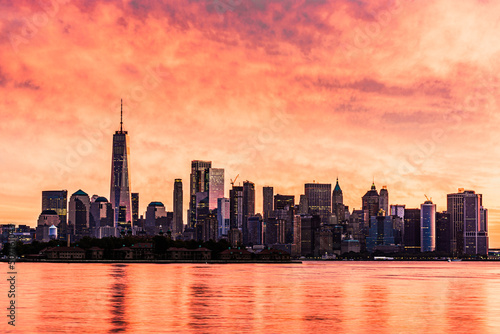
446, 279, 487, 334
109, 264, 129, 333
11, 262, 500, 334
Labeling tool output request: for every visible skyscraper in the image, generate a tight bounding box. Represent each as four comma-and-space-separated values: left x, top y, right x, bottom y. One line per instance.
68, 189, 90, 240
447, 189, 488, 255
173, 179, 183, 235
379, 186, 389, 216
299, 195, 308, 214
189, 160, 212, 228
404, 208, 421, 253
332, 178, 345, 223
145, 202, 167, 233
390, 204, 405, 220
362, 183, 380, 221
436, 211, 452, 254
42, 190, 68, 225
305, 183, 331, 224
110, 101, 132, 229
229, 185, 243, 230
217, 197, 230, 238
263, 186, 274, 221
89, 196, 114, 238
274, 194, 295, 210
242, 181, 255, 244
420, 200, 436, 252
208, 168, 224, 210
131, 193, 139, 225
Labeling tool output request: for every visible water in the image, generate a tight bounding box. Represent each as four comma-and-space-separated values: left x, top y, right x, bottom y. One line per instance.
2, 262, 500, 333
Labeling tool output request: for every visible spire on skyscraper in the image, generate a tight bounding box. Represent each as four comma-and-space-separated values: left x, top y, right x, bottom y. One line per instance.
120, 99, 123, 132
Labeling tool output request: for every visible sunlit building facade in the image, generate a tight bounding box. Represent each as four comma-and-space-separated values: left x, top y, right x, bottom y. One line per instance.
420, 200, 436, 252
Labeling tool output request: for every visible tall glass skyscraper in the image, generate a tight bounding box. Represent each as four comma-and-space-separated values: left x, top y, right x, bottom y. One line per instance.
189, 160, 212, 228
110, 101, 132, 228
420, 200, 436, 252
208, 168, 224, 210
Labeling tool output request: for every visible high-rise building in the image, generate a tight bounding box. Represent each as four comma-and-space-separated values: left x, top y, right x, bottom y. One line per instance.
68, 189, 90, 240
131, 193, 139, 225
229, 186, 243, 230
263, 186, 274, 221
195, 191, 209, 240
274, 194, 295, 211
89, 196, 114, 238
447, 189, 488, 255
208, 168, 224, 210
110, 101, 132, 229
420, 200, 436, 252
145, 202, 167, 234
189, 160, 212, 228
305, 183, 331, 223
366, 210, 395, 252
42, 190, 68, 225
173, 179, 183, 235
436, 212, 452, 254
300, 214, 321, 257
390, 205, 405, 220
332, 178, 345, 224
404, 208, 421, 253
217, 198, 230, 238
362, 183, 380, 221
299, 195, 308, 214
379, 186, 389, 216
247, 216, 263, 246
242, 181, 255, 244
90, 196, 113, 227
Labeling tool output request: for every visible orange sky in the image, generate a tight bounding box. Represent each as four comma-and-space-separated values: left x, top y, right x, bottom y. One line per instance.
1, 0, 500, 246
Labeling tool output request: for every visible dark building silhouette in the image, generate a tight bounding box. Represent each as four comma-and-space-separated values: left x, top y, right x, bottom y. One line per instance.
300, 214, 321, 257
230, 185, 243, 230
242, 181, 255, 244
362, 183, 380, 222
404, 208, 421, 253
69, 189, 90, 241
305, 183, 331, 224
436, 211, 452, 254
274, 194, 295, 211
131, 193, 139, 225
263, 186, 274, 222
173, 179, 183, 236
247, 216, 263, 245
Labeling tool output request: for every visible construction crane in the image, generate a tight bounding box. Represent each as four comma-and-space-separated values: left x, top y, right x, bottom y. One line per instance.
230, 174, 239, 187
424, 194, 432, 202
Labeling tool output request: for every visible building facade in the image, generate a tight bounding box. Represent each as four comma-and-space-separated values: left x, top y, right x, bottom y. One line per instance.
110, 102, 132, 229
305, 183, 331, 224
420, 200, 436, 252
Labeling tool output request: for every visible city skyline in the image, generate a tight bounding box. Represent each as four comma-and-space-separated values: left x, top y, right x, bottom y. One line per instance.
1, 0, 500, 247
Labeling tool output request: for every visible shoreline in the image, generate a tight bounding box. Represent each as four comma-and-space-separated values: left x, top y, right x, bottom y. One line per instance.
3, 258, 499, 264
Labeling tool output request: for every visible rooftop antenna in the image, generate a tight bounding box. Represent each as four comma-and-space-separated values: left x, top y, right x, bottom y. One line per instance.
120, 99, 123, 132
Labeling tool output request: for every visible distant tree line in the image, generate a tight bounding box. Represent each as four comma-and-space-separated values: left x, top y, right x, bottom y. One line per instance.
1, 236, 233, 260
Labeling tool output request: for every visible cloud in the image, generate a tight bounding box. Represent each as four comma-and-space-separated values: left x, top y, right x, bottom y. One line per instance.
1, 0, 500, 246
